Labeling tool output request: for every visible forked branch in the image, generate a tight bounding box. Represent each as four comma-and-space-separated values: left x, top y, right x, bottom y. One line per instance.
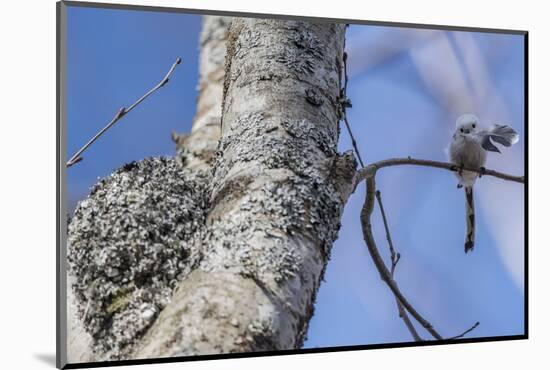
357, 157, 524, 341
66, 57, 182, 168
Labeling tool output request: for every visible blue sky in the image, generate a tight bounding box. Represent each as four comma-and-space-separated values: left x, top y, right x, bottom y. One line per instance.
66, 6, 525, 348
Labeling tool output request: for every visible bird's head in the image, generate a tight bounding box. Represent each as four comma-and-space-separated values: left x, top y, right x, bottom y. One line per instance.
456, 113, 480, 135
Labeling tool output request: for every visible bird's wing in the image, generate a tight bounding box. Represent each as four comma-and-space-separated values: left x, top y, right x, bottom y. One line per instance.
480, 133, 501, 153
477, 124, 519, 153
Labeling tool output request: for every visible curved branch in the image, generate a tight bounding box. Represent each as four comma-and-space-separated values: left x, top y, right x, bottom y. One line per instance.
354, 157, 524, 192
359, 156, 501, 341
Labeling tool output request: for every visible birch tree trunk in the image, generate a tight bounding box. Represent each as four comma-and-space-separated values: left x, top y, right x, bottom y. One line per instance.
135, 18, 354, 358
67, 16, 355, 363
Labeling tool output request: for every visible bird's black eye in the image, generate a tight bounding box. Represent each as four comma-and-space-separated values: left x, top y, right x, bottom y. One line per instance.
460, 128, 464, 133
472, 124, 476, 128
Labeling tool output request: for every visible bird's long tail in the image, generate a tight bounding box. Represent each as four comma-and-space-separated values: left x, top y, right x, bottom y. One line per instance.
464, 186, 475, 253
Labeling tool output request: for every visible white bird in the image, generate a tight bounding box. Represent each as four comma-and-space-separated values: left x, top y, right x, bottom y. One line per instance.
448, 113, 519, 253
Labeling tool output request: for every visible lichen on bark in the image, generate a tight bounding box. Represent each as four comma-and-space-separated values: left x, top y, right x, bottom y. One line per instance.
67, 157, 210, 359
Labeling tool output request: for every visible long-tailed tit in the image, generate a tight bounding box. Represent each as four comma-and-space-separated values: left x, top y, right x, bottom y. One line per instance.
448, 113, 519, 253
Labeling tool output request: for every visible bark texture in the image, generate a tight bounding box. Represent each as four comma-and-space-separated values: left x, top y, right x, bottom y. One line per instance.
134, 18, 354, 358
67, 158, 210, 360
67, 16, 355, 362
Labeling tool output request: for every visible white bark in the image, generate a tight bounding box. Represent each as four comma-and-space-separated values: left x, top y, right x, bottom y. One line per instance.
67, 16, 356, 362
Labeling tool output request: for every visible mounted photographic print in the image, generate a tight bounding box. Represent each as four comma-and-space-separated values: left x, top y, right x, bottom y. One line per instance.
57, 1, 527, 368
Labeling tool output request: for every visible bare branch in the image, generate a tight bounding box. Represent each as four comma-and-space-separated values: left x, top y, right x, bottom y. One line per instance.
447, 321, 480, 340
66, 57, 182, 168
375, 190, 422, 342
375, 190, 398, 267
354, 157, 524, 192
343, 117, 364, 168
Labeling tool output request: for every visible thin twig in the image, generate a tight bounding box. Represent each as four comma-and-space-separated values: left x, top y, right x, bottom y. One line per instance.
447, 321, 480, 340
343, 117, 365, 168
341, 51, 365, 168
375, 190, 399, 266
66, 57, 183, 168
343, 50, 349, 94
375, 190, 422, 342
354, 157, 524, 192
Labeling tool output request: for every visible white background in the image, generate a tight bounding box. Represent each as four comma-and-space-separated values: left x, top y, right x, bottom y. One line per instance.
0, 0, 546, 369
